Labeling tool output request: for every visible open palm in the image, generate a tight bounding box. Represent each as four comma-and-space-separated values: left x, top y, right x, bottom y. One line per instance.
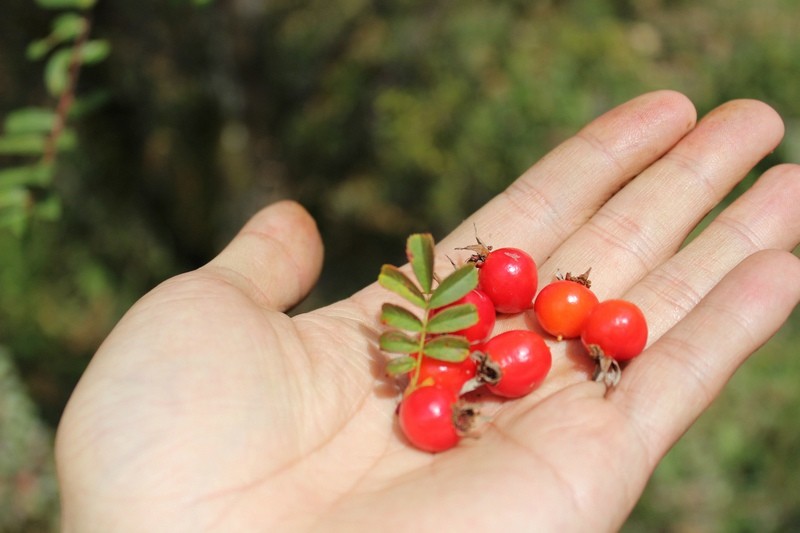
56, 91, 800, 532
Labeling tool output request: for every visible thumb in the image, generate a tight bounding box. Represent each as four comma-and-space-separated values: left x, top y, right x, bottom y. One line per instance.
204, 200, 324, 311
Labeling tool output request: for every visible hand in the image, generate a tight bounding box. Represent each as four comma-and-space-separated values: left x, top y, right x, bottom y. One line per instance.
56, 91, 800, 532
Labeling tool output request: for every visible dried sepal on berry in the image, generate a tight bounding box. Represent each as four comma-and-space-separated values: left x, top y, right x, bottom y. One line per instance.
455, 225, 493, 266
587, 345, 622, 388
558, 267, 593, 288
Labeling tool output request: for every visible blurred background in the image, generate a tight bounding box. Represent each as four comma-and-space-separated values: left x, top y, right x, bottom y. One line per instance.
1, 0, 799, 530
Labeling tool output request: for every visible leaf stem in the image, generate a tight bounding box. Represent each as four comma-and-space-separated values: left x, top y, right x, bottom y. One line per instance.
408, 301, 431, 393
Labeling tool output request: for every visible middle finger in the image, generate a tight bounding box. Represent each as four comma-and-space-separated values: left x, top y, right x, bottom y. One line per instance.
539, 99, 785, 299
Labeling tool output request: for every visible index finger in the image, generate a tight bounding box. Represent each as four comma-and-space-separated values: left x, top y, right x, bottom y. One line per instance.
439, 90, 697, 259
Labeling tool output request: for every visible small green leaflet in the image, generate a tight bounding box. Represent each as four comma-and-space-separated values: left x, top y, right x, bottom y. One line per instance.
423, 335, 471, 362
0, 131, 77, 156
427, 303, 478, 334
406, 233, 434, 294
52, 13, 88, 41
0, 189, 30, 210
378, 265, 426, 308
33, 196, 61, 221
80, 40, 111, 65
36, 0, 97, 9
4, 108, 56, 135
0, 208, 29, 236
428, 263, 478, 309
44, 41, 109, 97
380, 303, 423, 332
45, 49, 73, 96
0, 164, 54, 191
27, 40, 52, 61
379, 331, 419, 354
0, 134, 46, 156
385, 356, 416, 376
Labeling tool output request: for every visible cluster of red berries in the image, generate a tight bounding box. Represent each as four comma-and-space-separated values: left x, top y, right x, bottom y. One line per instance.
378, 233, 648, 453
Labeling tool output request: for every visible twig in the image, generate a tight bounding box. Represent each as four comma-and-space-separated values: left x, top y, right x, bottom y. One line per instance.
42, 15, 93, 166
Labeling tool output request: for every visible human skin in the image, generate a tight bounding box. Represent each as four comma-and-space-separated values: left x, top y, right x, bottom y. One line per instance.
55, 91, 800, 532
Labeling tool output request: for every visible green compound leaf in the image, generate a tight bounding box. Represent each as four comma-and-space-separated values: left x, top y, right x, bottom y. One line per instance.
379, 331, 420, 354
385, 355, 417, 376
428, 263, 478, 309
378, 264, 426, 308
422, 335, 470, 362
427, 303, 478, 334
380, 303, 423, 332
406, 233, 434, 294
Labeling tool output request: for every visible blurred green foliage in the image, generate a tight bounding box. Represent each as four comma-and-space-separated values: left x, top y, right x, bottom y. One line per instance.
1, 0, 799, 530
0, 349, 58, 532
0, 0, 109, 238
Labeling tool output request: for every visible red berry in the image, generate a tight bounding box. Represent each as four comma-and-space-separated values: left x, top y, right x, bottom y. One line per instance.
399, 386, 462, 452
534, 279, 599, 340
478, 330, 552, 398
581, 299, 648, 362
415, 353, 478, 394
431, 289, 496, 342
478, 247, 538, 314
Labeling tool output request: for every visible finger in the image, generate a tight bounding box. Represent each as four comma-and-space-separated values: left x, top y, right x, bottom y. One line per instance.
353, 91, 696, 307
204, 200, 324, 311
438, 90, 697, 258
610, 249, 800, 466
540, 99, 785, 298
629, 163, 800, 340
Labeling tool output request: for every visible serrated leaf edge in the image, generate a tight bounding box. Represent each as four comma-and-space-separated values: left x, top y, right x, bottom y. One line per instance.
429, 263, 478, 309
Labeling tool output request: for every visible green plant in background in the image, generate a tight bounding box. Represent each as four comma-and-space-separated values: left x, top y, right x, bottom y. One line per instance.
0, 0, 108, 236
0, 0, 108, 528
0, 0, 799, 530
